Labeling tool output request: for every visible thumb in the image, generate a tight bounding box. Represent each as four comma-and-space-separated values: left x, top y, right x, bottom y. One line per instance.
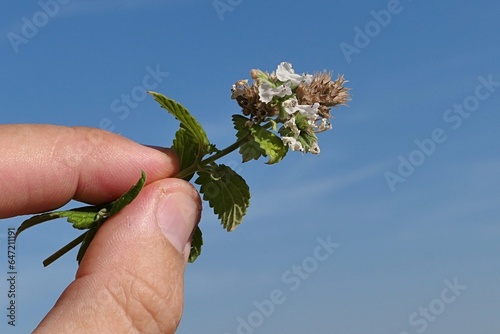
34, 178, 201, 334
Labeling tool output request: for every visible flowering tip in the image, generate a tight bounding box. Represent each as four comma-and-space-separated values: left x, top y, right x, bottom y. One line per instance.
231, 61, 350, 156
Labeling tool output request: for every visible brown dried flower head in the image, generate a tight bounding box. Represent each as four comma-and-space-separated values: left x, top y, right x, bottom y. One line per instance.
231, 79, 279, 122
296, 71, 350, 118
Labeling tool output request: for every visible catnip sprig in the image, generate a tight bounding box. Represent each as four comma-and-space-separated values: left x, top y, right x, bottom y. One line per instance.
15, 62, 350, 266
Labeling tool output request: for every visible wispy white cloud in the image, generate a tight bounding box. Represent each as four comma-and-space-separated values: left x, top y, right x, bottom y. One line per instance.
295, 161, 386, 196
246, 161, 388, 219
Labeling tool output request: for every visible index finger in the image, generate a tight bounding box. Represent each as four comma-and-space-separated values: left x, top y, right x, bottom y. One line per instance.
0, 124, 179, 218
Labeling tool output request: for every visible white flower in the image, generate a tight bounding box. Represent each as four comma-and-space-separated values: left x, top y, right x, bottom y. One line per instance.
258, 81, 292, 103
282, 97, 320, 121
282, 136, 304, 152
283, 116, 300, 137
276, 62, 313, 87
315, 118, 332, 132
282, 116, 307, 152
282, 97, 301, 115
281, 115, 323, 155
309, 142, 320, 155
296, 103, 320, 120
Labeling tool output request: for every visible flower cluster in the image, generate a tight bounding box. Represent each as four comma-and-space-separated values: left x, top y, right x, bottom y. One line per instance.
231, 62, 350, 154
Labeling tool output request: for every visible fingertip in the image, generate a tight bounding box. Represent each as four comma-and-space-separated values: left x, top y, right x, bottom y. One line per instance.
54, 178, 201, 332
76, 177, 201, 276
156, 192, 201, 254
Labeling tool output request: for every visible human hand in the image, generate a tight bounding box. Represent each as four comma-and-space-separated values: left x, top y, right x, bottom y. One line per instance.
0, 124, 201, 333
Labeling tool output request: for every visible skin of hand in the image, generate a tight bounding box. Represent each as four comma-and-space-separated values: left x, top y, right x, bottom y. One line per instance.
0, 124, 201, 333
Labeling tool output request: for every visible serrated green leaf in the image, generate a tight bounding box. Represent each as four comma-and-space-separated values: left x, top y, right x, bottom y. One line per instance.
195, 164, 250, 231
232, 115, 265, 162
239, 140, 265, 162
233, 115, 287, 163
232, 115, 251, 138
188, 226, 203, 263
249, 124, 287, 164
149, 91, 211, 150
63, 211, 102, 229
15, 212, 61, 238
109, 170, 147, 216
173, 127, 200, 181
16, 207, 105, 239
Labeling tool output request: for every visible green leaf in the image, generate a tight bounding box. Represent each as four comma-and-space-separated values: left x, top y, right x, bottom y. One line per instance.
232, 115, 287, 164
195, 164, 250, 231
17, 171, 147, 266
16, 205, 108, 238
232, 115, 265, 162
15, 212, 68, 238
109, 170, 147, 216
61, 211, 103, 229
239, 140, 265, 163
232, 115, 251, 138
173, 127, 201, 181
249, 124, 287, 164
149, 91, 211, 150
188, 226, 203, 263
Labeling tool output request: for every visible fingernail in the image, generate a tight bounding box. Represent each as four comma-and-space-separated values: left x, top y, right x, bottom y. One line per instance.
156, 192, 200, 254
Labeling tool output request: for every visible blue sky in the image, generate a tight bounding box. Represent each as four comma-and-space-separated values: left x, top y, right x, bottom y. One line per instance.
1, 0, 500, 333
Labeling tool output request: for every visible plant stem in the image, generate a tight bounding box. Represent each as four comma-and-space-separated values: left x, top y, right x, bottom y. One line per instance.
43, 232, 87, 267
175, 134, 251, 179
